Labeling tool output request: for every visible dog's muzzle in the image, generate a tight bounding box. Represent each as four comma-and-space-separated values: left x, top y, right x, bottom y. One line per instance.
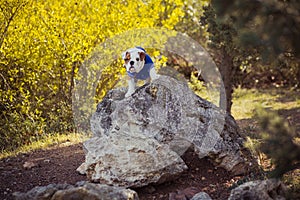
129, 66, 135, 73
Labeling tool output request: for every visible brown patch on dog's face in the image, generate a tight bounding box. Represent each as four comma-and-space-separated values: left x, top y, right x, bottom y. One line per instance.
139, 52, 146, 61
124, 52, 131, 64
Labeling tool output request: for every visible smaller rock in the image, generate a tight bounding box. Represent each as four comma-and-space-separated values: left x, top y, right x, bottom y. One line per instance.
13, 182, 139, 200
13, 183, 72, 200
52, 182, 139, 200
23, 161, 38, 169
228, 179, 286, 200
190, 192, 212, 200
76, 163, 86, 175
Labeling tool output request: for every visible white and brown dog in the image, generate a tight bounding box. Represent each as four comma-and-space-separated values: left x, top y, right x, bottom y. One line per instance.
122, 47, 159, 97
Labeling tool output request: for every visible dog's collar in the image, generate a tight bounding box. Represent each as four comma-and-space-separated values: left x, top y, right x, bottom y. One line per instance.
127, 62, 154, 80
127, 71, 137, 77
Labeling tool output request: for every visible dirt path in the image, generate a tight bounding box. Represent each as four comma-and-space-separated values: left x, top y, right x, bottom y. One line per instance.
0, 143, 237, 200
0, 143, 85, 200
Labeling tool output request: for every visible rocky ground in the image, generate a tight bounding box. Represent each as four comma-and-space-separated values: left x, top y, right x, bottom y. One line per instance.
0, 111, 299, 200
0, 142, 242, 200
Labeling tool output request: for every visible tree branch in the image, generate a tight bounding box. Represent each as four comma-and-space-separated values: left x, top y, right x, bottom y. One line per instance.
0, 0, 28, 50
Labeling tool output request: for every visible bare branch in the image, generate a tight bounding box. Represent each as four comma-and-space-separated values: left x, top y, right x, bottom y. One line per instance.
0, 0, 29, 49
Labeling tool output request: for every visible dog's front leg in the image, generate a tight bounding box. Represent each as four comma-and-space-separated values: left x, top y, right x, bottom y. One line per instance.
125, 77, 136, 97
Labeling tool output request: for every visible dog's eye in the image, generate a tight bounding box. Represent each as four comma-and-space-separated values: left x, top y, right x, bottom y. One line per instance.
124, 58, 129, 63
136, 58, 139, 61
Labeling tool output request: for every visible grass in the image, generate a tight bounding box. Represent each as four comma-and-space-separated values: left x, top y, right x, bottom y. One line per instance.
0, 132, 88, 159
231, 87, 300, 120
231, 87, 300, 141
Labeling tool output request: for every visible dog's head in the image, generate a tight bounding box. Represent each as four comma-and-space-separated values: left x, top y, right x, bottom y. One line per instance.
122, 47, 146, 74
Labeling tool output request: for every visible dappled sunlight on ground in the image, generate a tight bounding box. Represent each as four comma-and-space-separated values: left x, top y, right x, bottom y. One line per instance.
233, 88, 300, 199
231, 88, 300, 120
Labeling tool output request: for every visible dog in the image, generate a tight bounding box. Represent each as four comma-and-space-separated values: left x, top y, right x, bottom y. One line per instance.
122, 47, 159, 97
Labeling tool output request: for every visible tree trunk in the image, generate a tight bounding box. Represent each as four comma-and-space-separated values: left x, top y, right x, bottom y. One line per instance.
219, 48, 233, 113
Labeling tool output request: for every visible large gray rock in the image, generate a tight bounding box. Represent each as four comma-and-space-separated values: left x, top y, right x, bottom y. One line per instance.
78, 133, 187, 187
13, 181, 139, 200
88, 75, 252, 176
228, 179, 286, 200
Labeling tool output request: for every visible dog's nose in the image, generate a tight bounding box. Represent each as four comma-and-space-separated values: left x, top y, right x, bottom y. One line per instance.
130, 61, 134, 65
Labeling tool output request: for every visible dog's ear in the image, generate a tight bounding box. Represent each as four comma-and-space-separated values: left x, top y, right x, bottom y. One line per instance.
122, 51, 130, 60
125, 52, 130, 60
139, 52, 146, 61
123, 52, 130, 64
